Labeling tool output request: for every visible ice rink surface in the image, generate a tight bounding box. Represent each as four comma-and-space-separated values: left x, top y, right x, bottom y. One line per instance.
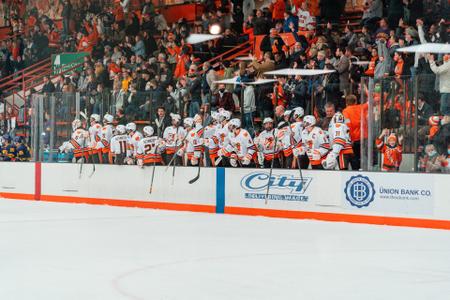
1, 199, 450, 300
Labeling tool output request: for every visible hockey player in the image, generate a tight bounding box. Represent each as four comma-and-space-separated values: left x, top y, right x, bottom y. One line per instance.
376, 129, 403, 172
322, 112, 354, 170
110, 125, 130, 165
163, 113, 187, 166
291, 107, 309, 169
1, 134, 16, 161
88, 114, 102, 163
203, 111, 220, 166
278, 110, 294, 168
96, 114, 114, 164
254, 117, 281, 168
14, 136, 31, 162
126, 122, 143, 163
177, 116, 204, 166
301, 115, 330, 169
136, 126, 166, 167
59, 119, 90, 162
219, 118, 256, 168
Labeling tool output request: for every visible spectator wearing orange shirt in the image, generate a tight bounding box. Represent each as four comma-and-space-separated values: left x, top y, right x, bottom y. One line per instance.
343, 94, 368, 170
269, 0, 286, 22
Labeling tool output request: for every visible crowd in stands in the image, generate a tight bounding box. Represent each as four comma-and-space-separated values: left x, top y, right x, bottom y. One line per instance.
0, 0, 449, 172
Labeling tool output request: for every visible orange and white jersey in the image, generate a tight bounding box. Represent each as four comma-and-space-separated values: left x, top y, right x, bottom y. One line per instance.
128, 131, 143, 157
184, 126, 204, 159
136, 136, 165, 163
110, 135, 130, 156
97, 124, 113, 150
224, 128, 256, 160
204, 124, 219, 156
88, 123, 102, 148
163, 126, 187, 154
301, 126, 330, 165
255, 129, 280, 160
328, 123, 353, 155
215, 122, 231, 148
64, 128, 89, 158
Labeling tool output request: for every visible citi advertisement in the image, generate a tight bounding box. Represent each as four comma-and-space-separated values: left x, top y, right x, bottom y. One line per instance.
240, 172, 312, 202
342, 173, 434, 215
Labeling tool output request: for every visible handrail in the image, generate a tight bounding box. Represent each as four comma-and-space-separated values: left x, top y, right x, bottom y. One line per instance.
198, 41, 252, 74
200, 40, 251, 68
0, 58, 51, 89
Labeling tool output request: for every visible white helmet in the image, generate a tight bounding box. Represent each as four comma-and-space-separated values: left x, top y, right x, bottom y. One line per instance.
332, 112, 345, 124
103, 114, 114, 124
143, 126, 154, 137
170, 113, 181, 123
126, 122, 137, 132
90, 114, 100, 122
293, 107, 304, 119
220, 110, 232, 121
193, 114, 202, 125
284, 110, 292, 117
183, 117, 194, 128
211, 111, 220, 121
263, 117, 274, 124
228, 118, 241, 129
115, 124, 126, 135
72, 119, 82, 131
303, 115, 316, 128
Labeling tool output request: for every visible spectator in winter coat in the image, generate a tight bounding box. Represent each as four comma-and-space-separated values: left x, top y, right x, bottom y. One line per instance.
333, 47, 350, 96
215, 84, 235, 112
250, 52, 275, 78
428, 54, 450, 115
282, 12, 298, 33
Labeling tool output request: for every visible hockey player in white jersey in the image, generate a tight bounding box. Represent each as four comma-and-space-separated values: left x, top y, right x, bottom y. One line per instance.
88, 114, 102, 163
136, 126, 165, 167
163, 113, 187, 166
96, 114, 114, 164
290, 107, 309, 169
301, 115, 330, 169
203, 111, 220, 166
59, 119, 90, 163
177, 116, 204, 166
219, 118, 256, 168
254, 117, 281, 168
278, 110, 294, 168
126, 122, 143, 163
322, 112, 353, 170
110, 125, 130, 165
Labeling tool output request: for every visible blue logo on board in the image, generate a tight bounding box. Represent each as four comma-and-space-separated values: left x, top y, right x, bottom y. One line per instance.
344, 175, 375, 208
240, 172, 311, 201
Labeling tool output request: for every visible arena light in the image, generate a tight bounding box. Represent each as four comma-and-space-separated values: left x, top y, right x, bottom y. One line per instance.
186, 34, 222, 44
209, 23, 222, 35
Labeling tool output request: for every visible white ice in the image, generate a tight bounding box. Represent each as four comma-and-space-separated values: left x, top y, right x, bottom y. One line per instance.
1, 199, 450, 300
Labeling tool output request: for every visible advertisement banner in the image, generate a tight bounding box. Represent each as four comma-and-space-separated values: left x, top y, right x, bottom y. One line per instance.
342, 172, 434, 215
51, 52, 89, 75
225, 169, 341, 210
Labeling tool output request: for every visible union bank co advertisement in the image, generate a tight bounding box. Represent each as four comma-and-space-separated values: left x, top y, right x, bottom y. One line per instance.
342, 173, 434, 215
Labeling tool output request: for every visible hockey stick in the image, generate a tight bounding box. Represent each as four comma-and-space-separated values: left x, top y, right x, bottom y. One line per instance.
149, 143, 160, 194
188, 114, 209, 185
171, 127, 182, 185
264, 126, 280, 204
286, 113, 304, 187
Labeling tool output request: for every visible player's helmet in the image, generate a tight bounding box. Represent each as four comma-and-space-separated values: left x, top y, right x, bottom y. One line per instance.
103, 114, 114, 124
228, 118, 241, 129
293, 107, 304, 119
220, 110, 232, 121
72, 119, 82, 131
90, 114, 100, 122
115, 125, 126, 135
2, 134, 11, 142
263, 117, 274, 124
332, 112, 345, 124
183, 117, 194, 128
13, 136, 22, 144
303, 115, 316, 128
126, 122, 136, 132
170, 113, 181, 123
193, 114, 202, 125
143, 126, 154, 137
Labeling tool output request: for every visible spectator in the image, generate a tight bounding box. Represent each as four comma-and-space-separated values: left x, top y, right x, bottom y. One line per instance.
152, 106, 171, 137
41, 76, 55, 93
428, 54, 450, 116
